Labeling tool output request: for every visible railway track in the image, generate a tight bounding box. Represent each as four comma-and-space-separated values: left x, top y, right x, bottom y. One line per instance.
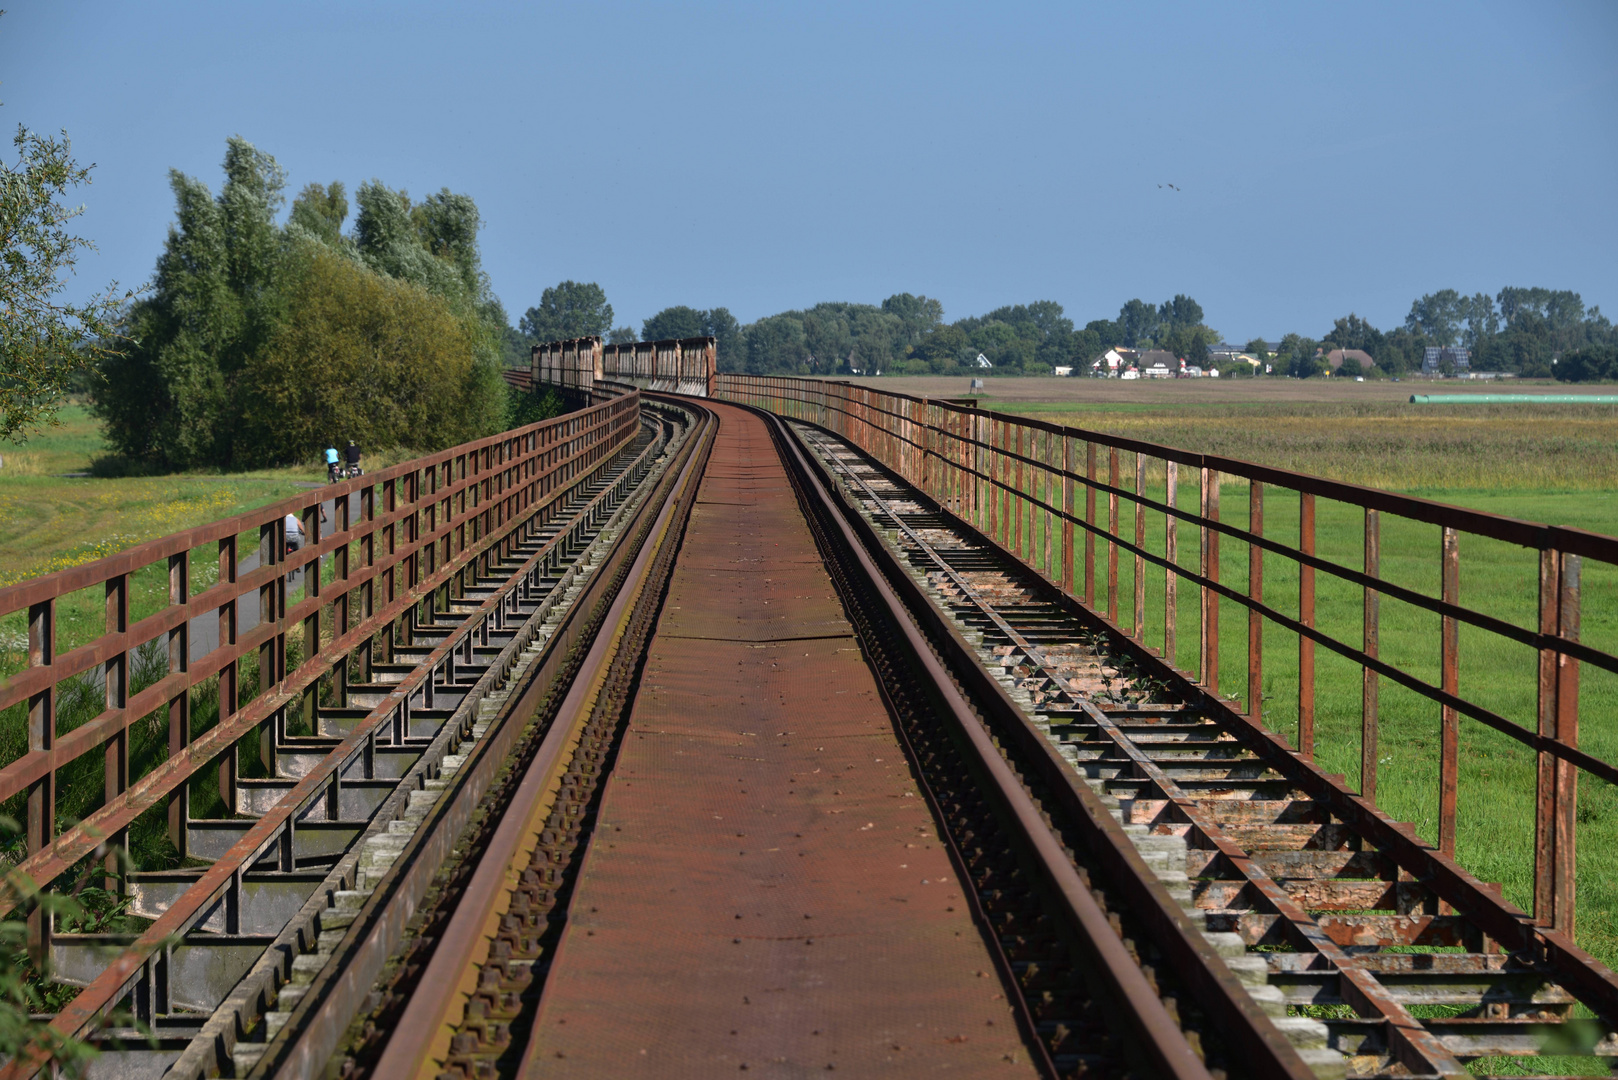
792, 420, 1618, 1080
68, 391, 1607, 1079
13, 400, 697, 1080
291, 399, 1285, 1080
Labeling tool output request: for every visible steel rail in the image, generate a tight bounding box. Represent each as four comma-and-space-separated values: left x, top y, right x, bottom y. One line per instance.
0, 394, 642, 947
715, 374, 1607, 943
798, 422, 1618, 1075
230, 401, 713, 1080
0, 402, 661, 1080
728, 376, 1618, 558
0, 415, 644, 914
761, 407, 1223, 1080
359, 400, 713, 1079
787, 420, 1319, 1079
803, 425, 1453, 1073
185, 405, 689, 1079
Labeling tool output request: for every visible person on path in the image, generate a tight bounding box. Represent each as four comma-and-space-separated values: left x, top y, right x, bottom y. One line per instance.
344, 440, 362, 477
284, 512, 305, 587
325, 445, 340, 483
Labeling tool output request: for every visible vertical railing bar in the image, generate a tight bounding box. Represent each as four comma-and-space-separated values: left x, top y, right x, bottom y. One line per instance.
1133, 452, 1146, 641
1014, 425, 1025, 563
1084, 442, 1097, 605
1553, 553, 1581, 933
1164, 460, 1178, 665
1248, 482, 1264, 725
1200, 469, 1220, 693
1362, 508, 1380, 801
1062, 435, 1076, 595
1299, 492, 1317, 759
1439, 526, 1459, 857
1107, 447, 1120, 623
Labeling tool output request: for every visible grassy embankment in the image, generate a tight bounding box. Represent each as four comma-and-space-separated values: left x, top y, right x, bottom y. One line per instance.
0, 407, 352, 870
987, 397, 1618, 1073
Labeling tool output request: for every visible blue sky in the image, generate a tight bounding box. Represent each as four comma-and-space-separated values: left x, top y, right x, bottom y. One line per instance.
3, 1, 1614, 344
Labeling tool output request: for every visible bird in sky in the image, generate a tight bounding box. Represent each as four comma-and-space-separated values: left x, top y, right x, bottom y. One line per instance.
1168, 183, 1180, 191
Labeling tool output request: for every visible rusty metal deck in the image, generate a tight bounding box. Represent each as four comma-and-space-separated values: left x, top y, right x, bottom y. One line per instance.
522, 403, 1037, 1076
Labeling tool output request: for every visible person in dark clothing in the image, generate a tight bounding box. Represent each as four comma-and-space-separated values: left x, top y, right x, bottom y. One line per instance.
344, 441, 362, 476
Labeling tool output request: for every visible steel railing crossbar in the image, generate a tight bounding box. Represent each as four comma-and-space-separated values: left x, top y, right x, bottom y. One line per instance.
715, 374, 1608, 939
16, 404, 664, 1067
0, 393, 642, 938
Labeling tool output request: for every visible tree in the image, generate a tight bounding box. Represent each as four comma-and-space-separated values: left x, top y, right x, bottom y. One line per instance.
1553, 345, 1617, 383
98, 137, 290, 466
1277, 334, 1323, 378
703, 307, 742, 367
1323, 314, 1374, 352
287, 181, 348, 246
519, 281, 613, 343
607, 325, 637, 344
882, 293, 944, 344
641, 305, 707, 342
99, 138, 506, 466
1459, 292, 1498, 349
1157, 294, 1203, 329
1243, 337, 1272, 356
909, 323, 969, 373
1405, 289, 1462, 346
1116, 299, 1159, 347
1086, 319, 1122, 344
354, 181, 475, 303
235, 246, 496, 465
1162, 323, 1219, 365
742, 313, 809, 374
0, 124, 126, 439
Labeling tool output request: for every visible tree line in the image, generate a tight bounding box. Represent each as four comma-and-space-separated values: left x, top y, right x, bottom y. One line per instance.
94, 138, 520, 469
507, 283, 1613, 382
1271, 287, 1617, 380
503, 287, 1222, 378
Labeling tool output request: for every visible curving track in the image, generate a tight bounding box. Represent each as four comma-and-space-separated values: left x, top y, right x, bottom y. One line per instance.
24, 390, 1614, 1079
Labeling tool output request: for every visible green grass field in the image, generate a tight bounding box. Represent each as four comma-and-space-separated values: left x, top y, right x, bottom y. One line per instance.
0, 409, 343, 868
979, 397, 1618, 1013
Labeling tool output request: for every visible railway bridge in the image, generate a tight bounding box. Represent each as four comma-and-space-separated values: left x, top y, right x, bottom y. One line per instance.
0, 338, 1613, 1079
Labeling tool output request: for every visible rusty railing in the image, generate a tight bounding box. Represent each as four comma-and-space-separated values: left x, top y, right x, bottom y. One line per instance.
715, 374, 1615, 950
0, 390, 642, 961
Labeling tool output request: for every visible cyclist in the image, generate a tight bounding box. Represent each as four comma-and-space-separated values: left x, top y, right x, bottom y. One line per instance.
343, 440, 362, 478
325, 445, 340, 483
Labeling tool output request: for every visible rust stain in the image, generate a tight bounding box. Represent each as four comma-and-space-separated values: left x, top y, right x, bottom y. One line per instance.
524, 404, 1034, 1076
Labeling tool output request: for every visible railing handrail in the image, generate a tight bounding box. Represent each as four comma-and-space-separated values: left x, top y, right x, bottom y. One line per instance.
0, 388, 643, 932
713, 373, 1603, 937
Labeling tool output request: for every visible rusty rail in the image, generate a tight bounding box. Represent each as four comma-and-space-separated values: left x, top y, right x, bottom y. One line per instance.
713, 375, 1613, 949
0, 390, 642, 977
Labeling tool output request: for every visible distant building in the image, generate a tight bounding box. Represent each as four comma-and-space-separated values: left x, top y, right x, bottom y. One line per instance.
1139, 349, 1177, 378
1422, 346, 1470, 375
1324, 348, 1376, 374
1138, 349, 1179, 375
1090, 347, 1139, 376
1052, 365, 1073, 377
